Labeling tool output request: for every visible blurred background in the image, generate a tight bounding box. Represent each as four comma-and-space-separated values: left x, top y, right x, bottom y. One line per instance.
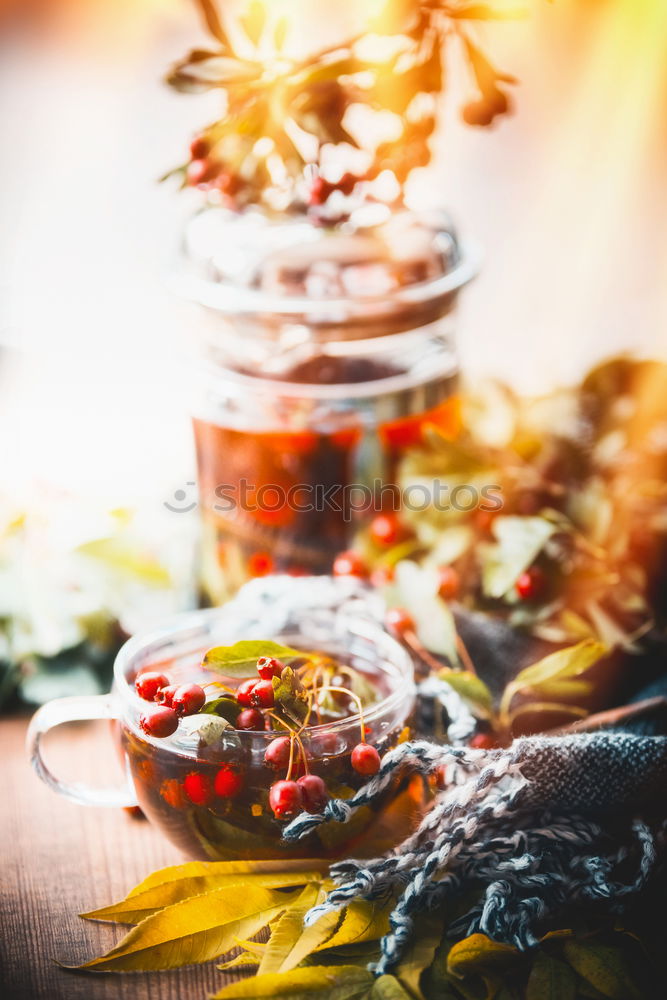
0, 0, 666, 700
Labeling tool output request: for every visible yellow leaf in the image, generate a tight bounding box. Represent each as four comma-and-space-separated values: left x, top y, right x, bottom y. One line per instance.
124, 857, 326, 896
76, 885, 296, 971
218, 951, 259, 971
262, 888, 344, 974
258, 884, 322, 974
212, 965, 374, 999
316, 899, 391, 952
500, 640, 607, 720
370, 975, 413, 999
76, 537, 171, 586
82, 867, 323, 924
526, 953, 577, 1000
562, 940, 643, 1000
447, 933, 518, 978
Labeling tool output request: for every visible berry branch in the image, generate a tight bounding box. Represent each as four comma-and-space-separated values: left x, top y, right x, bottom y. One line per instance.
165, 0, 520, 216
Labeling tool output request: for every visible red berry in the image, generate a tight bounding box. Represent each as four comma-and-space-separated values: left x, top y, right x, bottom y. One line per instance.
248, 551, 274, 577
237, 678, 258, 707
139, 706, 179, 739
187, 158, 215, 187
172, 683, 206, 716
469, 732, 498, 750
308, 176, 333, 206
370, 565, 396, 588
257, 656, 284, 681
213, 171, 243, 195
333, 550, 367, 578
515, 566, 546, 601
269, 779, 304, 820
155, 683, 178, 707
369, 513, 407, 547
385, 607, 416, 637
474, 509, 497, 536
135, 671, 169, 702
214, 766, 243, 798
183, 771, 213, 806
337, 171, 358, 195
189, 135, 209, 160
297, 774, 328, 813
236, 708, 265, 730
264, 736, 292, 770
251, 679, 275, 708
437, 565, 460, 601
351, 743, 381, 776
160, 777, 186, 809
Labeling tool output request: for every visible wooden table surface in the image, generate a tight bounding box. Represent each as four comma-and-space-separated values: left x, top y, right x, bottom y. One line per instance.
1, 715, 240, 1000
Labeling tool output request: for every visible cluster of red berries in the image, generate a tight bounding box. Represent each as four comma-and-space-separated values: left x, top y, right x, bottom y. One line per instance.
135, 672, 206, 738
308, 172, 364, 207
233, 655, 283, 730
255, 657, 382, 820
160, 765, 244, 809
138, 653, 384, 824
187, 136, 244, 198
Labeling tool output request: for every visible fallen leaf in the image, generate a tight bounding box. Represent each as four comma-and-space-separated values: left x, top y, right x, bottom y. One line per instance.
526, 953, 577, 1000
76, 885, 297, 970
211, 964, 374, 999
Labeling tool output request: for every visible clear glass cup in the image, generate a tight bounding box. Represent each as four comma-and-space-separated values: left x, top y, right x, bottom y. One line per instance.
27, 577, 417, 861
178, 206, 477, 601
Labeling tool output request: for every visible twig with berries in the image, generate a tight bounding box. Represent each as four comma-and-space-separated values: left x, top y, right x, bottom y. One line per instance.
164, 0, 519, 215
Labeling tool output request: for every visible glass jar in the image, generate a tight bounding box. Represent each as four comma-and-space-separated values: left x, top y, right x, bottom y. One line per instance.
27, 576, 417, 862
178, 205, 476, 602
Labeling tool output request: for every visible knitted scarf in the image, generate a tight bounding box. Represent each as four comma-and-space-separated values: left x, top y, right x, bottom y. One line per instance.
283, 732, 667, 975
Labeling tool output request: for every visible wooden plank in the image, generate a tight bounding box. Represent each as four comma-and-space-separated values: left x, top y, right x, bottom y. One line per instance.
0, 716, 242, 1000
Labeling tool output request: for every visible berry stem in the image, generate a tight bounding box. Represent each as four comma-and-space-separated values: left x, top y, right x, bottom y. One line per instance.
326, 685, 366, 744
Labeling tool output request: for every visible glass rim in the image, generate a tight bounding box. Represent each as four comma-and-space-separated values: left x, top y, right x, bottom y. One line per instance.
113, 605, 416, 743
174, 243, 479, 325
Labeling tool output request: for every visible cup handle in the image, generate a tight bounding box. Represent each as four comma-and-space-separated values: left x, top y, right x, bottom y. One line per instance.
26, 694, 137, 808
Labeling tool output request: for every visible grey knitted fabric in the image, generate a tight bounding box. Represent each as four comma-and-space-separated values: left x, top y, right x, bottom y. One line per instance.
283, 733, 667, 975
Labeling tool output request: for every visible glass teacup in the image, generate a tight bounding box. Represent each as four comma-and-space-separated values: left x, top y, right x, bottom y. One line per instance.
27, 577, 416, 861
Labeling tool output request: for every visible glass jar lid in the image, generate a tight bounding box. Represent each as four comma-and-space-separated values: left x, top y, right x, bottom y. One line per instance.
175, 205, 478, 337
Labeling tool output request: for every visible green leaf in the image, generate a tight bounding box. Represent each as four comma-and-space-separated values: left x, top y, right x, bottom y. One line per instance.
272, 665, 309, 723
200, 695, 241, 724
481, 516, 555, 599
526, 953, 577, 1000
439, 670, 493, 717
202, 640, 300, 677
562, 940, 643, 1000
212, 965, 375, 999
500, 639, 607, 719
77, 885, 295, 970
394, 561, 459, 663
447, 934, 519, 978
